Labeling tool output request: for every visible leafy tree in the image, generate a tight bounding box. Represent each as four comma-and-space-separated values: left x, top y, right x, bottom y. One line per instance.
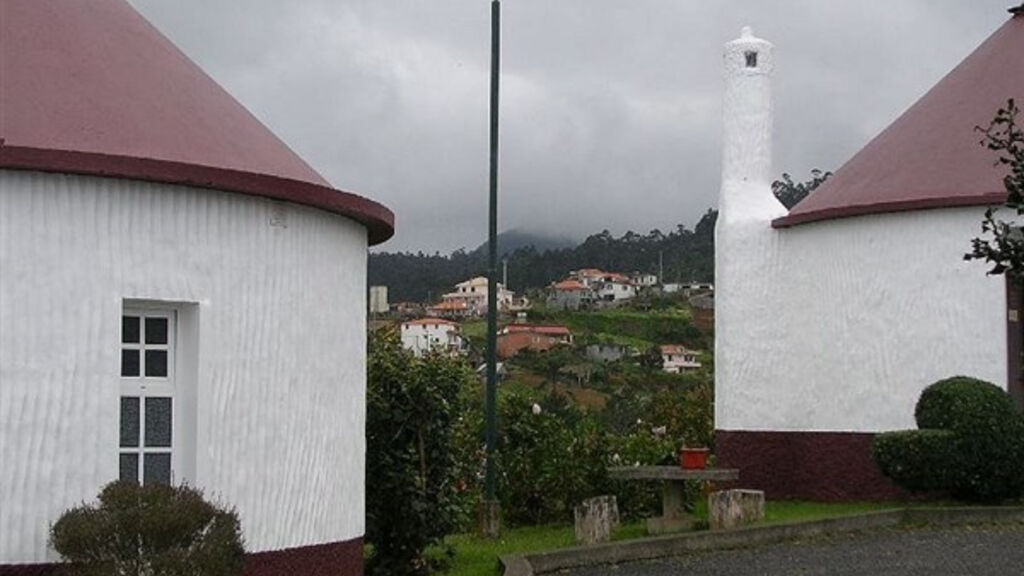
965, 99, 1024, 282
366, 330, 471, 576
771, 169, 832, 209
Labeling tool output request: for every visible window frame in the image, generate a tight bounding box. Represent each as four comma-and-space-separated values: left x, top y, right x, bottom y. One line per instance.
120, 307, 177, 485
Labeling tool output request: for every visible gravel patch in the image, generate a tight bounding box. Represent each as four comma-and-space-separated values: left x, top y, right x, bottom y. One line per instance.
558, 525, 1024, 576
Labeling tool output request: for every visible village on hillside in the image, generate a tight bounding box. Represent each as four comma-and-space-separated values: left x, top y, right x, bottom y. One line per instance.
371, 269, 713, 373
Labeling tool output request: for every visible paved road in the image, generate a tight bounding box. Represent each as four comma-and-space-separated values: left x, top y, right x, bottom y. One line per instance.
559, 526, 1024, 576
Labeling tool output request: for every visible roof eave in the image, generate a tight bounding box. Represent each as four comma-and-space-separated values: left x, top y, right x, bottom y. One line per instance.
0, 145, 395, 245
771, 192, 1006, 229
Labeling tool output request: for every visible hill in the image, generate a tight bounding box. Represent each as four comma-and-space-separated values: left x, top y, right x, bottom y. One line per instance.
369, 210, 716, 302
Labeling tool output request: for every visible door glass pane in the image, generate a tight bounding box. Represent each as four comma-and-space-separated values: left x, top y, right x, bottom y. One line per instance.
145, 350, 167, 377
145, 317, 168, 345
121, 350, 140, 377
120, 453, 139, 483
120, 397, 140, 448
122, 316, 140, 344
143, 453, 171, 484
144, 397, 172, 448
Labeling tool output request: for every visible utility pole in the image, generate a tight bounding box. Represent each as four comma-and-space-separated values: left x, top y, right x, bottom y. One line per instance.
480, 0, 502, 538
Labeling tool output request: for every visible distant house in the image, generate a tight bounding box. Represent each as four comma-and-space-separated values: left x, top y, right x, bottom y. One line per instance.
660, 345, 702, 373
571, 268, 608, 289
426, 299, 472, 319
568, 269, 637, 303
632, 273, 659, 287
436, 276, 514, 316
662, 283, 683, 294
400, 318, 464, 357
394, 301, 426, 318
684, 282, 715, 295
594, 273, 637, 302
547, 279, 592, 311
497, 323, 573, 358
586, 343, 628, 363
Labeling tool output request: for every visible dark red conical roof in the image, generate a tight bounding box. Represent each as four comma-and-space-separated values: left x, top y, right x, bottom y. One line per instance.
774, 14, 1024, 229
0, 0, 393, 244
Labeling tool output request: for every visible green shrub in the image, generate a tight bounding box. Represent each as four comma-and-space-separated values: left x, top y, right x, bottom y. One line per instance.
496, 394, 611, 526
872, 429, 957, 492
50, 481, 244, 576
873, 375, 1024, 502
366, 331, 470, 576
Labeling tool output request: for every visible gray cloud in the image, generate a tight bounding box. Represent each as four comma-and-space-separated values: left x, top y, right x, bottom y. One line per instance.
128, 0, 1013, 252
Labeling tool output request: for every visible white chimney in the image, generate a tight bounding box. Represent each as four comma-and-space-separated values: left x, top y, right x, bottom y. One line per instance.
719, 26, 785, 222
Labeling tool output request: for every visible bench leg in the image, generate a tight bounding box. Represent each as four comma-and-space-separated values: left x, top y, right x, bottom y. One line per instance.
645, 480, 692, 534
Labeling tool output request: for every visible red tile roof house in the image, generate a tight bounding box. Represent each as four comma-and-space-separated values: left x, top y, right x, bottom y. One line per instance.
546, 279, 593, 311
0, 1, 393, 574
715, 14, 1023, 501
426, 298, 474, 320
497, 324, 574, 359
568, 268, 638, 305
660, 345, 703, 373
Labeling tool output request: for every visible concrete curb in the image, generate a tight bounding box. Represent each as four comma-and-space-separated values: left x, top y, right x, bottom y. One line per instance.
499, 506, 1024, 575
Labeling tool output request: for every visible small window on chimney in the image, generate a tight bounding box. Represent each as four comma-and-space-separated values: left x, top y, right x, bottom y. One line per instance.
744, 51, 758, 68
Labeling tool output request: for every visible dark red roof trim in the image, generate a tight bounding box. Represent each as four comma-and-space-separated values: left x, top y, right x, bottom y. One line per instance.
772, 191, 1006, 228
0, 145, 394, 245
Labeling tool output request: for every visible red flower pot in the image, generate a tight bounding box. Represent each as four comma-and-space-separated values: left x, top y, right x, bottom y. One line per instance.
679, 447, 709, 470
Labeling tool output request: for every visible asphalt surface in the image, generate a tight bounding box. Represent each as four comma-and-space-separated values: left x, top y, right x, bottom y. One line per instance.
558, 526, 1024, 576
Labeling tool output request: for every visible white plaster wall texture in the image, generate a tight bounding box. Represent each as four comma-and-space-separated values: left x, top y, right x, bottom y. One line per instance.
0, 170, 368, 563
716, 208, 1006, 433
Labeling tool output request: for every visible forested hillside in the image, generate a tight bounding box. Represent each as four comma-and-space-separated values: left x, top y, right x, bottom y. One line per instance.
369, 209, 717, 302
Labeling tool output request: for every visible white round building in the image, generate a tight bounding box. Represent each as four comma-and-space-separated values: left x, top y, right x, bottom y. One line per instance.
0, 1, 393, 574
715, 14, 1023, 499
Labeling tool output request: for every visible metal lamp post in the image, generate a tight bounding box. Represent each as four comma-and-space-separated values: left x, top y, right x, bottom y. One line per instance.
480, 0, 502, 538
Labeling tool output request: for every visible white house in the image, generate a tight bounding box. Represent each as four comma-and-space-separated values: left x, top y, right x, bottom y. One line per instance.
438, 276, 514, 315
594, 274, 637, 302
715, 17, 1021, 501
400, 318, 464, 357
660, 345, 702, 373
0, 1, 393, 573
632, 273, 659, 287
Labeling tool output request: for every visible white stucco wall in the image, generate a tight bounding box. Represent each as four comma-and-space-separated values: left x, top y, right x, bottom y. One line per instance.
716, 207, 1006, 434
0, 170, 368, 563
714, 26, 1006, 437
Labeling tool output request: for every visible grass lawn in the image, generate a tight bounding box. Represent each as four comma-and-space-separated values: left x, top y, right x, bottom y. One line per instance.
439, 500, 901, 575
438, 521, 647, 576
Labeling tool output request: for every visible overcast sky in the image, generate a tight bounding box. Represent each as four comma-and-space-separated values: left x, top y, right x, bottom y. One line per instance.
128, 0, 1015, 253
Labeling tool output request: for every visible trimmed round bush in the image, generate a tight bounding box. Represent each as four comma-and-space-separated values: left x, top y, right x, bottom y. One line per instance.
915, 376, 1019, 432
874, 375, 1024, 502
50, 481, 244, 576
